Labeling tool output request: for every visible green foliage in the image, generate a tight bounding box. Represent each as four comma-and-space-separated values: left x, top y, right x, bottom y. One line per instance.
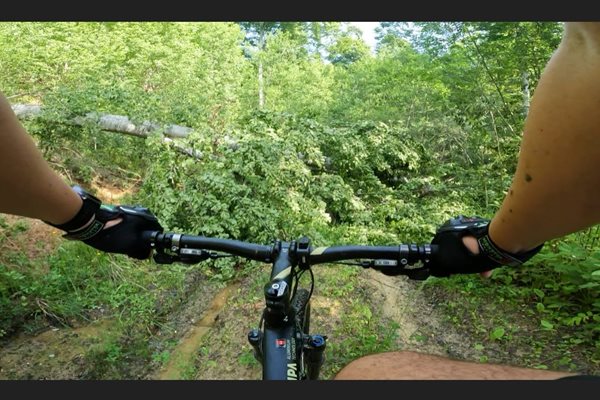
429, 228, 600, 368
328, 41, 450, 124
489, 327, 505, 340
0, 233, 187, 339
520, 235, 600, 338
325, 299, 398, 377
140, 113, 332, 242
326, 26, 371, 66
138, 112, 444, 247
256, 31, 336, 119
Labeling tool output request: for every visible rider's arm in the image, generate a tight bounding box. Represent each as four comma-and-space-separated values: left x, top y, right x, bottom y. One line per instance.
0, 91, 161, 259
0, 92, 82, 225
487, 22, 600, 253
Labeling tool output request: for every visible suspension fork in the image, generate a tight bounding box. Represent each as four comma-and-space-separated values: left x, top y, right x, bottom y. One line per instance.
303, 334, 327, 380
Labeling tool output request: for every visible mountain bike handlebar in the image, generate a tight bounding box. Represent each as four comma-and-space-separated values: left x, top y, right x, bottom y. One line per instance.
144, 231, 438, 279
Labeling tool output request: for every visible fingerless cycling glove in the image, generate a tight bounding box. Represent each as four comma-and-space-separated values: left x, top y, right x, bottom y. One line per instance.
46, 186, 163, 259
429, 215, 543, 277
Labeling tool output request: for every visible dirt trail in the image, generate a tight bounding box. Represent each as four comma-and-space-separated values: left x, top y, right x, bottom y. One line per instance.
90, 176, 136, 203
1, 266, 589, 380
0, 266, 484, 380
153, 283, 240, 380
361, 269, 481, 360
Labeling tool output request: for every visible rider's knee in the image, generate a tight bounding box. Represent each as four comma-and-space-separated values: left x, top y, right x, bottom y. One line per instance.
334, 351, 422, 380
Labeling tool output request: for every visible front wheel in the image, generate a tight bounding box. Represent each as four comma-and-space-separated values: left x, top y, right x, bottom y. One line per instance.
292, 288, 327, 380
292, 288, 311, 335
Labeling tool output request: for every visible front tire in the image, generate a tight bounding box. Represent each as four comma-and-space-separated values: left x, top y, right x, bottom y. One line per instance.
292, 288, 311, 334
291, 288, 312, 379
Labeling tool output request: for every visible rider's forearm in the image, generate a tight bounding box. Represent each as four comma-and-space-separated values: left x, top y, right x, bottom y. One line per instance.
0, 92, 81, 225
489, 22, 600, 253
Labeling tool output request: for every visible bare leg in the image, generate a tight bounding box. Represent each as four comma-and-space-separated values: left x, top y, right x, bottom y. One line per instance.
334, 351, 576, 380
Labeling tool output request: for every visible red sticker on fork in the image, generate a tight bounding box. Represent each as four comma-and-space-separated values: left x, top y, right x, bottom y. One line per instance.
276, 339, 286, 348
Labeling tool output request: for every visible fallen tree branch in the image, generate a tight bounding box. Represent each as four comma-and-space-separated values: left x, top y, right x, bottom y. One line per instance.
12, 103, 203, 159
12, 103, 331, 168
12, 104, 193, 139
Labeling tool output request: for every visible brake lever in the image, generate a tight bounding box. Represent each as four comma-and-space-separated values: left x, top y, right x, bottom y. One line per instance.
153, 251, 176, 264
154, 248, 230, 265
404, 267, 431, 281
153, 247, 209, 265
179, 248, 212, 264
369, 259, 432, 280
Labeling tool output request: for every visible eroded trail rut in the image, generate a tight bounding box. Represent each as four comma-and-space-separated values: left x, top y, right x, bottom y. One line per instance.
153, 283, 240, 380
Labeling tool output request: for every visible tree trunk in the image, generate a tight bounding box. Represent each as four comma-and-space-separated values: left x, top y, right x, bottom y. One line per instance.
522, 70, 530, 117
467, 33, 519, 130
258, 30, 265, 110
13, 104, 193, 139
258, 60, 264, 109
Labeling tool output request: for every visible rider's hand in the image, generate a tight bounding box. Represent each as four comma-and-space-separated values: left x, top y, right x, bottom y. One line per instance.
429, 215, 543, 278
462, 236, 492, 278
46, 186, 163, 259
